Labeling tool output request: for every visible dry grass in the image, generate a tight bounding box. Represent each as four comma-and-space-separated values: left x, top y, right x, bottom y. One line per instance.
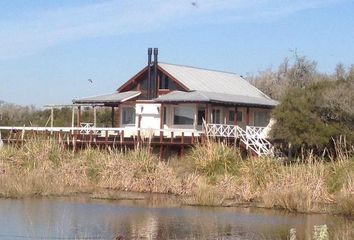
187, 141, 242, 178
0, 138, 353, 216
262, 160, 333, 212
0, 139, 197, 198
334, 171, 354, 216
182, 178, 225, 206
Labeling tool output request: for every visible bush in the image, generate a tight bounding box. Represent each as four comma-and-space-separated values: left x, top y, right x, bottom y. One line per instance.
271, 80, 354, 153
188, 141, 242, 177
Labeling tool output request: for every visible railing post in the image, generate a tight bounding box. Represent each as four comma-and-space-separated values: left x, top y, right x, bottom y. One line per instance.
105, 130, 108, 148
160, 129, 163, 143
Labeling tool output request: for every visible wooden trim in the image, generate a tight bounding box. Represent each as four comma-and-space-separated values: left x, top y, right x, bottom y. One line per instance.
157, 73, 161, 96
117, 66, 148, 92
118, 64, 190, 94
157, 89, 173, 95
160, 103, 164, 129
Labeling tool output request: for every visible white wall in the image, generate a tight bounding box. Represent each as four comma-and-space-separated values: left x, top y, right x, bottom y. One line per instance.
136, 103, 161, 130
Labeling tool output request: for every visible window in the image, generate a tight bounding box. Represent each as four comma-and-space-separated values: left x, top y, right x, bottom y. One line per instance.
174, 106, 194, 125
254, 111, 270, 127
229, 110, 234, 123
197, 109, 206, 125
237, 111, 243, 122
122, 106, 136, 125
159, 75, 169, 89
212, 109, 221, 124
159, 74, 178, 90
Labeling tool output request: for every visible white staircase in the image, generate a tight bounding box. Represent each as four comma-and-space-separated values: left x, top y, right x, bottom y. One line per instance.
204, 123, 274, 156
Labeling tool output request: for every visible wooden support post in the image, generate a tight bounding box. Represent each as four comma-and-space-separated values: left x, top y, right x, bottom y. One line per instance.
181, 132, 184, 144
71, 106, 75, 133
246, 107, 250, 126
105, 130, 108, 149
77, 106, 81, 127
180, 146, 184, 157
93, 106, 97, 127
160, 103, 164, 128
205, 103, 209, 124
170, 132, 174, 143
234, 106, 238, 126
191, 132, 195, 144
159, 146, 164, 160
111, 106, 115, 127
160, 131, 163, 143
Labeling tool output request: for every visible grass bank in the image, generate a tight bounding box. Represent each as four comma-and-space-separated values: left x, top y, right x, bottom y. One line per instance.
0, 139, 353, 216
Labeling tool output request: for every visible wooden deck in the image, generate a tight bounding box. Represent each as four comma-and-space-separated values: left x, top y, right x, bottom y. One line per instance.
0, 124, 274, 157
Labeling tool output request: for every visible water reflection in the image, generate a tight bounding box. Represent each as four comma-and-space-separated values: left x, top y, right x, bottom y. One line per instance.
0, 195, 352, 239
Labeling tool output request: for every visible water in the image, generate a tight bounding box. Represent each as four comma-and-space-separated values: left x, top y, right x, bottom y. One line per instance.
0, 193, 352, 239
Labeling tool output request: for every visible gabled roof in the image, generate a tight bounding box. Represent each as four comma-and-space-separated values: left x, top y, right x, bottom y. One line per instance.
73, 91, 140, 104
155, 90, 278, 107
158, 63, 272, 100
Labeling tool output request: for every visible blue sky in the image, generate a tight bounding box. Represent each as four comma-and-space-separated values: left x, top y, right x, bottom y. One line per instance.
0, 0, 353, 106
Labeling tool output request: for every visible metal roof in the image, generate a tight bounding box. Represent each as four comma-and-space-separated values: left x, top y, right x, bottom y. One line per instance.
155, 91, 279, 107
158, 63, 272, 100
73, 91, 140, 104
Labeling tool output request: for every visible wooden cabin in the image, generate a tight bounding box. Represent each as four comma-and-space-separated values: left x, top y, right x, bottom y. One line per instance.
1, 48, 278, 157
71, 48, 278, 156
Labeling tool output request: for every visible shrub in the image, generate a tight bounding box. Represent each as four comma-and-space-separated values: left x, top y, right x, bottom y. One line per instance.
188, 141, 242, 177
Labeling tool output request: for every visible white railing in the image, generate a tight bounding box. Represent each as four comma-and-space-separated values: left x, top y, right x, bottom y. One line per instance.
204, 123, 238, 138
246, 126, 266, 138
0, 124, 273, 156
80, 123, 96, 134
0, 126, 203, 139
245, 126, 273, 156
204, 123, 273, 156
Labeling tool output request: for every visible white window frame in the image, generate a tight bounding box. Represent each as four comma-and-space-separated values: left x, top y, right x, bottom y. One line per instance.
172, 105, 195, 126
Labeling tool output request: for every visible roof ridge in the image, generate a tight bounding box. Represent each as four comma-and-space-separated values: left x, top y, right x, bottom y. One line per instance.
159, 62, 240, 76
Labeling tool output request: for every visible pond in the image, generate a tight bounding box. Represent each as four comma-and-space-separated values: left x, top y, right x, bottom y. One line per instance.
0, 193, 352, 239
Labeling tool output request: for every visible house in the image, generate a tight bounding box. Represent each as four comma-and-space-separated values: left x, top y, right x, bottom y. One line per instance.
70, 48, 279, 156
0, 48, 278, 157
73, 48, 277, 137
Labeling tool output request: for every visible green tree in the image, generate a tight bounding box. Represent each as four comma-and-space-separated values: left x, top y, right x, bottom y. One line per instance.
271, 80, 354, 152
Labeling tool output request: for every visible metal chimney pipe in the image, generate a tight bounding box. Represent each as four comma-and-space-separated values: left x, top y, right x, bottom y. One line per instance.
153, 48, 158, 98
147, 48, 152, 99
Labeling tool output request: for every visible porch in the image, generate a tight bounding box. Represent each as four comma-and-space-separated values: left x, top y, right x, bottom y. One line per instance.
0, 122, 273, 157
